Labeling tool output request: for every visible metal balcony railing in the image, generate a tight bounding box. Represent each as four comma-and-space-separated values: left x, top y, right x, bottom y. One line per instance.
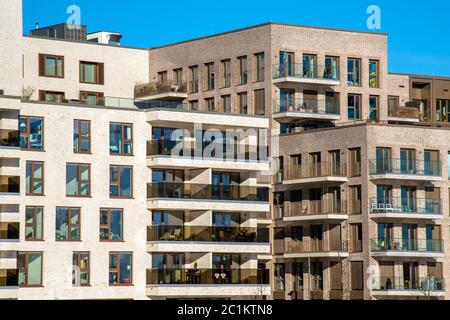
146, 268, 270, 285
285, 239, 348, 254
369, 197, 442, 215
147, 182, 269, 202
283, 200, 347, 218
273, 99, 340, 115
373, 277, 445, 292
285, 162, 347, 180
369, 159, 442, 176
273, 63, 340, 81
147, 225, 269, 243
370, 238, 444, 253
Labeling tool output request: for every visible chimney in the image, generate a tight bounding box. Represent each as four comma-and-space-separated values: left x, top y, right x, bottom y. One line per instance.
35, 21, 39, 30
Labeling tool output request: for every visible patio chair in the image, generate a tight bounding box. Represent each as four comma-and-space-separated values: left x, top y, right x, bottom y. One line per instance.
169, 228, 182, 241
385, 203, 395, 213
371, 203, 379, 213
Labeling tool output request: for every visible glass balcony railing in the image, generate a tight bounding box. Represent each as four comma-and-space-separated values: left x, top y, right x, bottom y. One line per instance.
0, 130, 19, 148
146, 268, 270, 285
283, 200, 347, 218
285, 239, 348, 254
134, 80, 188, 99
273, 99, 340, 115
273, 63, 340, 81
373, 277, 445, 292
0, 269, 18, 287
370, 238, 444, 253
285, 162, 347, 180
369, 159, 442, 176
147, 182, 269, 202
147, 225, 269, 243
0, 223, 19, 240
370, 198, 442, 215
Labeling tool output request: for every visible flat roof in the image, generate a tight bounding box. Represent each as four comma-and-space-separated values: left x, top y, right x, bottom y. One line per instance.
389, 72, 450, 81
149, 21, 387, 50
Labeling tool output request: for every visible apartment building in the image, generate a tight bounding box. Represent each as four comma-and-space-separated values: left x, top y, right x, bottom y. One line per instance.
1, 0, 450, 301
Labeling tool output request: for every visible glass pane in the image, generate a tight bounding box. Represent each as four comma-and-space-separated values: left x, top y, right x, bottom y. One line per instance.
110, 210, 123, 240
29, 118, 43, 150
35, 208, 43, 240
56, 208, 69, 240
120, 167, 132, 197
45, 57, 56, 76
109, 124, 121, 154
27, 253, 42, 285
66, 165, 78, 195
119, 254, 132, 285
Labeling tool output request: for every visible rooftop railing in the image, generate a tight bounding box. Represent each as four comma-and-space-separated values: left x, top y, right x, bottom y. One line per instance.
369, 159, 442, 176
370, 197, 442, 215
285, 162, 347, 180
370, 238, 444, 253
273, 99, 340, 115
273, 63, 340, 81
135, 80, 188, 99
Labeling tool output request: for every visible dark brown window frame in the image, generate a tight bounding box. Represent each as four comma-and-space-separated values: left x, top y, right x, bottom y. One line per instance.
39, 53, 64, 78
20, 116, 45, 151
100, 208, 124, 242
110, 122, 133, 156
66, 163, 91, 197
369, 59, 380, 88
73, 252, 90, 287
56, 207, 81, 242
73, 119, 91, 154
110, 165, 133, 199
39, 90, 66, 103
26, 161, 44, 196
109, 252, 133, 286
79, 91, 104, 106
79, 61, 104, 85
348, 58, 362, 87
25, 206, 44, 241
18, 251, 43, 288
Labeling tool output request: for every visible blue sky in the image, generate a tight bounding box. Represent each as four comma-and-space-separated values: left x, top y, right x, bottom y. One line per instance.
23, 0, 450, 76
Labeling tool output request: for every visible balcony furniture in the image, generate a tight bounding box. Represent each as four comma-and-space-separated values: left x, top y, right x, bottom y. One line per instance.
168, 229, 182, 241
385, 203, 395, 213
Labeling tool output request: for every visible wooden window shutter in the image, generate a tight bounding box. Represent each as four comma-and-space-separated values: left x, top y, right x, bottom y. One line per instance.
255, 89, 265, 115
98, 63, 105, 85
39, 54, 45, 76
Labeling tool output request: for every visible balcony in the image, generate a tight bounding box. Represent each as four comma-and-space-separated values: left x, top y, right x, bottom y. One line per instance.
272, 63, 340, 86
370, 198, 443, 219
0, 130, 19, 149
283, 200, 348, 222
372, 277, 445, 297
135, 80, 188, 101
284, 239, 349, 259
388, 104, 420, 123
0, 176, 20, 201
0, 269, 18, 299
284, 162, 347, 185
147, 182, 270, 212
273, 99, 340, 123
0, 222, 19, 241
146, 268, 270, 297
147, 140, 269, 172
369, 159, 442, 181
147, 225, 270, 254
370, 238, 444, 258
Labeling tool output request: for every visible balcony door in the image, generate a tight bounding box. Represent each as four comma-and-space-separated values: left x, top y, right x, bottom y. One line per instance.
403, 262, 419, 289
424, 150, 439, 176
211, 172, 239, 200
377, 223, 393, 249
376, 185, 392, 208
400, 149, 415, 174
376, 147, 391, 174
280, 89, 295, 112
152, 253, 184, 284
310, 225, 323, 252
212, 213, 240, 242
400, 186, 416, 213
152, 169, 184, 198
309, 188, 322, 215
328, 150, 340, 175
310, 262, 323, 292
402, 224, 418, 250
329, 224, 342, 251
292, 262, 304, 299
303, 90, 318, 112
327, 187, 341, 213
279, 51, 294, 77
426, 225, 441, 252
309, 152, 321, 177
379, 262, 394, 289
212, 254, 240, 284
302, 54, 317, 78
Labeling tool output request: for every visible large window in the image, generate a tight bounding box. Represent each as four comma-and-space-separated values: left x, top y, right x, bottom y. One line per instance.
205, 62, 215, 90
369, 60, 380, 88
25, 207, 43, 241
73, 252, 90, 287
205, 97, 215, 112
80, 91, 104, 106
56, 207, 81, 241
189, 65, 199, 93
369, 96, 379, 121
66, 163, 91, 197
18, 252, 43, 287
39, 90, 65, 103
110, 123, 133, 156
254, 89, 265, 115
80, 61, 104, 84
39, 54, 64, 78
19, 116, 44, 150
221, 95, 232, 113
221, 59, 231, 88
26, 161, 44, 196
74, 119, 91, 154
325, 56, 340, 80
348, 94, 361, 120
100, 208, 123, 241
274, 264, 285, 291
110, 166, 133, 198
347, 58, 361, 86
238, 92, 248, 115
109, 252, 132, 286
237, 56, 248, 85
254, 52, 265, 82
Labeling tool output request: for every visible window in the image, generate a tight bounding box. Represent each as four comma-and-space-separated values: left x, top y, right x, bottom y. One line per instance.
254, 52, 265, 82
109, 252, 132, 286
25, 207, 43, 241
26, 161, 44, 195
173, 68, 183, 87
348, 94, 361, 120
221, 59, 231, 88
73, 120, 90, 154
221, 95, 231, 113
238, 92, 248, 115
39, 54, 64, 78
351, 261, 364, 291
66, 163, 90, 197
237, 56, 248, 84
100, 208, 123, 241
80, 61, 104, 84
350, 224, 363, 253
388, 96, 400, 117
448, 152, 450, 179
274, 264, 285, 291
303, 54, 317, 78
73, 252, 90, 287
39, 90, 65, 103
436, 99, 450, 123
110, 166, 133, 198
325, 56, 340, 80
369, 60, 379, 88
158, 71, 168, 83
189, 66, 199, 93
347, 58, 361, 86
80, 91, 104, 106
349, 186, 362, 215
56, 207, 81, 241
18, 252, 42, 287
19, 116, 44, 151
254, 89, 265, 115
349, 148, 361, 177
110, 123, 133, 155
189, 100, 199, 111
205, 62, 215, 90
369, 96, 379, 121
205, 97, 215, 112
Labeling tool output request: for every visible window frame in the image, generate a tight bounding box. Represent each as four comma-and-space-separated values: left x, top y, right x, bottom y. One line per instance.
79, 91, 104, 106
79, 61, 104, 85
26, 161, 44, 196
18, 252, 43, 288
25, 206, 44, 241
347, 58, 362, 87
109, 122, 133, 156
254, 52, 265, 82
348, 94, 362, 120
189, 65, 199, 93
39, 53, 64, 78
73, 252, 90, 287
369, 59, 380, 88
110, 165, 133, 199
369, 95, 380, 121
73, 119, 91, 154
19, 116, 44, 151
39, 90, 65, 103
205, 62, 215, 91
66, 163, 91, 197
100, 208, 124, 242
237, 56, 248, 85
221, 59, 231, 88
55, 207, 81, 242
109, 252, 133, 286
